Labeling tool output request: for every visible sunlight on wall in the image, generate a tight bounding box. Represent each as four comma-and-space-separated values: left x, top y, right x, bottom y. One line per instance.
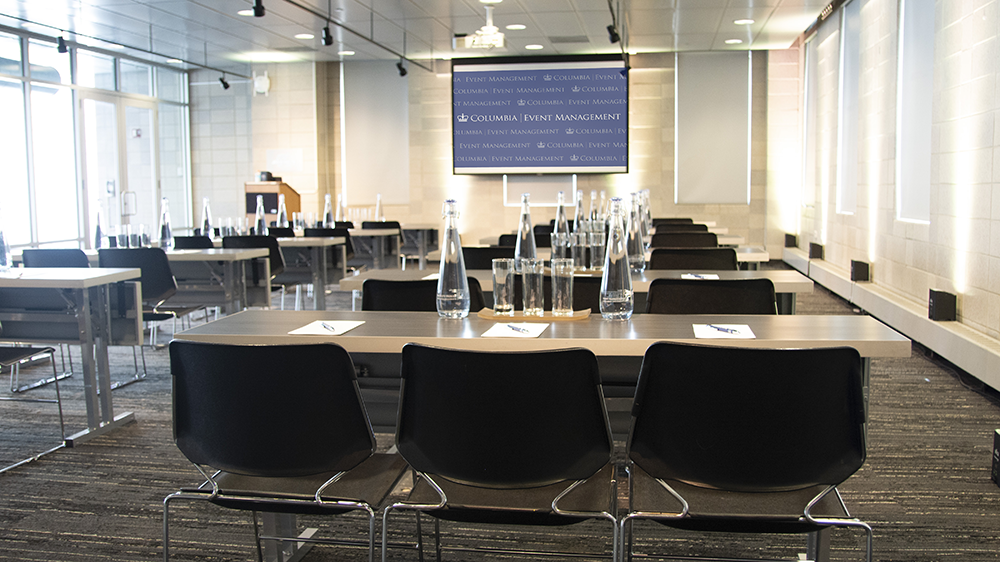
866, 112, 880, 263
772, 142, 801, 234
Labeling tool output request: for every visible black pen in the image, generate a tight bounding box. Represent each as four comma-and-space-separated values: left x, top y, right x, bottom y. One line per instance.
707, 324, 738, 334
507, 324, 531, 334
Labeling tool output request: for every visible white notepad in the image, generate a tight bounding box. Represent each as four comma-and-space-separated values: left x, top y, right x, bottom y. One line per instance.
288, 320, 365, 336
692, 324, 755, 339
481, 322, 549, 338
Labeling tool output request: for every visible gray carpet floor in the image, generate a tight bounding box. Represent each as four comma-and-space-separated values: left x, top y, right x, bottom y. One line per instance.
1, 269, 999, 561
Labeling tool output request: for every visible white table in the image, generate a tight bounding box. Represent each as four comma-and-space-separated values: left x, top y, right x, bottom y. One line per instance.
0, 268, 141, 445
165, 248, 269, 313
349, 228, 399, 270
401, 224, 439, 270
275, 237, 347, 311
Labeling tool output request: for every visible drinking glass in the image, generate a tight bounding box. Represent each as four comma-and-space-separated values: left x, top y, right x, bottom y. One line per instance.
571, 232, 588, 270
492, 258, 515, 316
117, 224, 131, 248
551, 258, 575, 317
521, 258, 545, 316
589, 230, 606, 270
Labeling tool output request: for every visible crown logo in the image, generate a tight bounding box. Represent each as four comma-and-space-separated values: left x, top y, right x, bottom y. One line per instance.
572, 86, 580, 92
537, 142, 546, 149
457, 113, 469, 122
517, 99, 526, 106
543, 74, 552, 81
570, 155, 579, 161
566, 128, 574, 134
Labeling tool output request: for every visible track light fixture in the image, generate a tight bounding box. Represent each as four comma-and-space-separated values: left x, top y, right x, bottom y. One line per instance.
322, 26, 333, 46
396, 58, 407, 77
606, 24, 620, 44
253, 0, 265, 17
57, 36, 68, 53
219, 75, 230, 90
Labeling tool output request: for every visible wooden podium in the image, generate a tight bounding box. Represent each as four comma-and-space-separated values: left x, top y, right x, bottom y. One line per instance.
244, 181, 300, 225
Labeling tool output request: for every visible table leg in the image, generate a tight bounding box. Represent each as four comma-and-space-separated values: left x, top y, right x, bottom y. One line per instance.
418, 231, 428, 270
261, 513, 316, 562
776, 293, 796, 315
806, 528, 832, 562
311, 246, 328, 311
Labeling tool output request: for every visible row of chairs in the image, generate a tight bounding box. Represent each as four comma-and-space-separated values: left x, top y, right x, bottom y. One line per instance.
164, 340, 873, 562
361, 276, 778, 315
465, 245, 741, 271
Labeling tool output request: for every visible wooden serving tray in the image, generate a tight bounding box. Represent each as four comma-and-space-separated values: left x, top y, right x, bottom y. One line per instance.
476, 308, 591, 322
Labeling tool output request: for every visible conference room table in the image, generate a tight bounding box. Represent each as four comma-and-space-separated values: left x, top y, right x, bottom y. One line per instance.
429, 245, 770, 270
348, 228, 399, 270
0, 267, 141, 446
400, 223, 439, 270
339, 267, 812, 314
477, 232, 745, 246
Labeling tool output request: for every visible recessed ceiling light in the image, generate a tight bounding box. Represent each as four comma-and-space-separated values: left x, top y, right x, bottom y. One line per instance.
734, 19, 755, 25
525, 44, 543, 50
237, 9, 255, 16
506, 24, 526, 30
295, 33, 315, 40
338, 50, 355, 56
480, 0, 503, 4
724, 39, 743, 45
166, 58, 183, 64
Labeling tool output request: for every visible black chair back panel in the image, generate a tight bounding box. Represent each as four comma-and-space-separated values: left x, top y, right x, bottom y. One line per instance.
652, 217, 694, 226
648, 248, 738, 270
462, 247, 514, 270
362, 221, 401, 231
169, 341, 374, 477
335, 221, 355, 229
629, 342, 866, 492
510, 275, 601, 312
653, 223, 708, 232
21, 248, 90, 268
172, 236, 215, 249
98, 248, 177, 305
222, 235, 285, 277
268, 227, 295, 238
650, 232, 718, 248
497, 234, 517, 247
398, 344, 612, 488
645, 278, 777, 314
361, 278, 486, 312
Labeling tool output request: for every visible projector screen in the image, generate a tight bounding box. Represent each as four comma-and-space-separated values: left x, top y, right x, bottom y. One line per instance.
452, 55, 628, 175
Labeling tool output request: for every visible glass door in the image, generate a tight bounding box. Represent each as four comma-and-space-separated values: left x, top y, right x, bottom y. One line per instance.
123, 101, 159, 241
80, 96, 120, 248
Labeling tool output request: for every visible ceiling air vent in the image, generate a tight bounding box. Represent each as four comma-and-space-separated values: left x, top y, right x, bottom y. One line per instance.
548, 36, 590, 44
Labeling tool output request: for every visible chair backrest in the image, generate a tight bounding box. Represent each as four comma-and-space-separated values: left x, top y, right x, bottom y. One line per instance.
21, 248, 90, 268
648, 248, 738, 270
267, 227, 295, 238
172, 235, 215, 249
629, 342, 866, 492
533, 224, 553, 236
304, 227, 355, 260
398, 344, 612, 488
497, 234, 517, 247
98, 248, 177, 306
335, 221, 355, 229
511, 275, 602, 312
362, 220, 401, 232
169, 341, 374, 477
462, 246, 514, 270
650, 232, 718, 248
654, 223, 708, 232
361, 278, 486, 312
222, 235, 285, 277
644, 278, 777, 314
652, 217, 694, 226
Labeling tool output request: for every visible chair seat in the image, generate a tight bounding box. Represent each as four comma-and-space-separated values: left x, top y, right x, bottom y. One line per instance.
406, 463, 616, 526
183, 453, 407, 515
630, 457, 851, 534
0, 346, 57, 366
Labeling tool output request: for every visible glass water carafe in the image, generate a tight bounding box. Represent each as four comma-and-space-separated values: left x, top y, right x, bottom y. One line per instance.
254, 195, 268, 235
600, 197, 633, 320
437, 199, 470, 318
159, 197, 173, 250
513, 193, 536, 273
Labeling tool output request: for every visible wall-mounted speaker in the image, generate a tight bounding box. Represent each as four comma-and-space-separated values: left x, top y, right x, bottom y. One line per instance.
808, 242, 824, 260
851, 260, 871, 282
784, 233, 798, 248
928, 289, 957, 321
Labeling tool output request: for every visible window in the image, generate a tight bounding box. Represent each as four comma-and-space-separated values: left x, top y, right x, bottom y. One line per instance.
156, 67, 186, 103
802, 36, 818, 207
31, 83, 79, 243
0, 32, 22, 76
896, 0, 934, 222
0, 78, 30, 245
77, 51, 116, 90
120, 59, 152, 96
27, 39, 69, 84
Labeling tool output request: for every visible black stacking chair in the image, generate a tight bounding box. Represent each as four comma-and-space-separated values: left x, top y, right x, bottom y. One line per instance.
497, 233, 517, 247
644, 278, 777, 315
305, 227, 356, 272
21, 248, 90, 268
172, 235, 215, 249
0, 321, 64, 473
620, 342, 872, 562
653, 223, 708, 232
222, 235, 292, 309
98, 248, 205, 386
361, 220, 403, 267
383, 344, 618, 561
335, 221, 355, 229
649, 232, 718, 248
648, 248, 739, 270
510, 275, 602, 312
267, 226, 295, 238
533, 224, 552, 248
360, 278, 486, 313
164, 341, 407, 562
462, 246, 514, 270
